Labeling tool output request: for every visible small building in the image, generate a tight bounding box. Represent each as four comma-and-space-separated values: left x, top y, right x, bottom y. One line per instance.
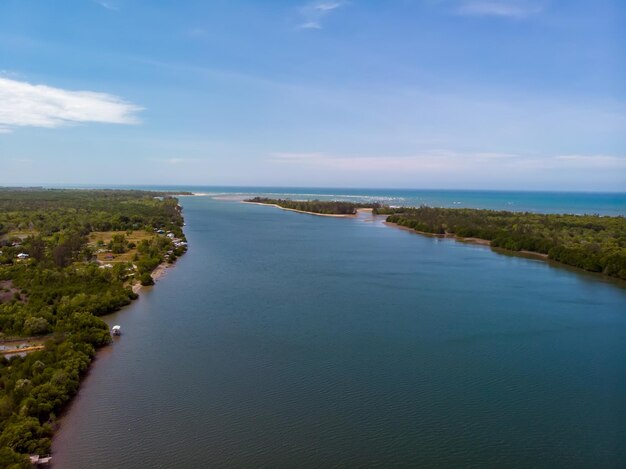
17, 252, 29, 259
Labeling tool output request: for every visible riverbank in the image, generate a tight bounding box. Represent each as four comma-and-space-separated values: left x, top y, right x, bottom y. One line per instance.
386, 221, 551, 258
384, 220, 602, 269
131, 261, 172, 294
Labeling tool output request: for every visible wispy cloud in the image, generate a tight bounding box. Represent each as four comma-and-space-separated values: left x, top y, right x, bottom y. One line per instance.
187, 27, 208, 38
0, 77, 142, 133
297, 1, 347, 30
165, 157, 201, 165
271, 151, 518, 172
270, 151, 626, 172
456, 0, 543, 18
553, 155, 626, 168
299, 22, 323, 30
93, 0, 119, 11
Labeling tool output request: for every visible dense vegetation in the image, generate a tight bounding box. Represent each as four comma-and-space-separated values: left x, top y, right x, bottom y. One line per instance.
384, 206, 626, 280
0, 188, 190, 237
0, 189, 188, 466
246, 197, 381, 215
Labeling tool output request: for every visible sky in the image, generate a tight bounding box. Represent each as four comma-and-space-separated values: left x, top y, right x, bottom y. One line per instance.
0, 0, 624, 191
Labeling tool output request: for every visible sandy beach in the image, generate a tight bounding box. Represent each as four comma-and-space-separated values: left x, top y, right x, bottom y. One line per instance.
242, 201, 360, 218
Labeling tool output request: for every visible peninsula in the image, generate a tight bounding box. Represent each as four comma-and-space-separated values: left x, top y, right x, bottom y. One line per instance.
244, 197, 381, 216
0, 188, 189, 466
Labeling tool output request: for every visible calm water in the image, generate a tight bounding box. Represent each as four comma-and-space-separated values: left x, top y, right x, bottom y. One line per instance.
52, 196, 626, 468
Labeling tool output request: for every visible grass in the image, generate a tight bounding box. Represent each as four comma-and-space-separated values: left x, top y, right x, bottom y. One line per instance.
1, 229, 39, 241
87, 230, 155, 264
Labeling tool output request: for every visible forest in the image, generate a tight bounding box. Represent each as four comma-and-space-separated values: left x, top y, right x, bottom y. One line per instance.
0, 189, 188, 467
246, 197, 381, 215
383, 206, 626, 280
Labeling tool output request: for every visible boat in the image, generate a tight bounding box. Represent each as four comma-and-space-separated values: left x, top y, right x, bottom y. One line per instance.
111, 325, 121, 336
29, 454, 52, 466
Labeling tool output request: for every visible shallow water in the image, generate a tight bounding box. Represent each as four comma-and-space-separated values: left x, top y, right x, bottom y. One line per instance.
52, 197, 626, 468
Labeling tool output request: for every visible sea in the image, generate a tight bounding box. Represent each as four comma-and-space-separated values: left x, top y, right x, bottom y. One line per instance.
51, 188, 626, 468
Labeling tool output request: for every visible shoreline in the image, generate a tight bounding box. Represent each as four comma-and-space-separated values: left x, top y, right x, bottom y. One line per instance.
131, 261, 171, 294
242, 200, 360, 218
384, 220, 556, 262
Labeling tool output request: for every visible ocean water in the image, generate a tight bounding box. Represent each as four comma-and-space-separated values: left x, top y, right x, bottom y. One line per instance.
52, 196, 626, 468
59, 185, 626, 216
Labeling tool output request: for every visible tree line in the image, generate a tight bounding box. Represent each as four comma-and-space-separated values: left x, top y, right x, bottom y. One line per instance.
384, 206, 626, 280
246, 197, 382, 215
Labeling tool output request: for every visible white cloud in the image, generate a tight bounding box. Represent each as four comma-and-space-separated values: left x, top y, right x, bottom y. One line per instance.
457, 1, 542, 18
297, 1, 347, 30
0, 77, 142, 133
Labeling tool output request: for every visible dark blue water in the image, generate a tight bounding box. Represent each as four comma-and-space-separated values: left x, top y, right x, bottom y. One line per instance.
52, 197, 626, 468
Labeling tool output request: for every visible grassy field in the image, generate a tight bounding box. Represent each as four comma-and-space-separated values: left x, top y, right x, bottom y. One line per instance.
1, 229, 38, 241
88, 230, 155, 264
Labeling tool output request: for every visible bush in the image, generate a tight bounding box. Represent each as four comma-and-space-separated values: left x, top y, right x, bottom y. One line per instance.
139, 273, 154, 286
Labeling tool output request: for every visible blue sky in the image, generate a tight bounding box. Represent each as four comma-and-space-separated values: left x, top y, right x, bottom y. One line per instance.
0, 0, 624, 190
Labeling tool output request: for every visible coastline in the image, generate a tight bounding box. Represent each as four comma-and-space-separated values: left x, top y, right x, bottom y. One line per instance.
242, 200, 359, 218
385, 220, 554, 261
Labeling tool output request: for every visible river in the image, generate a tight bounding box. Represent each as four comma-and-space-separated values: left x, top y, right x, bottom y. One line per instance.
52, 195, 626, 467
